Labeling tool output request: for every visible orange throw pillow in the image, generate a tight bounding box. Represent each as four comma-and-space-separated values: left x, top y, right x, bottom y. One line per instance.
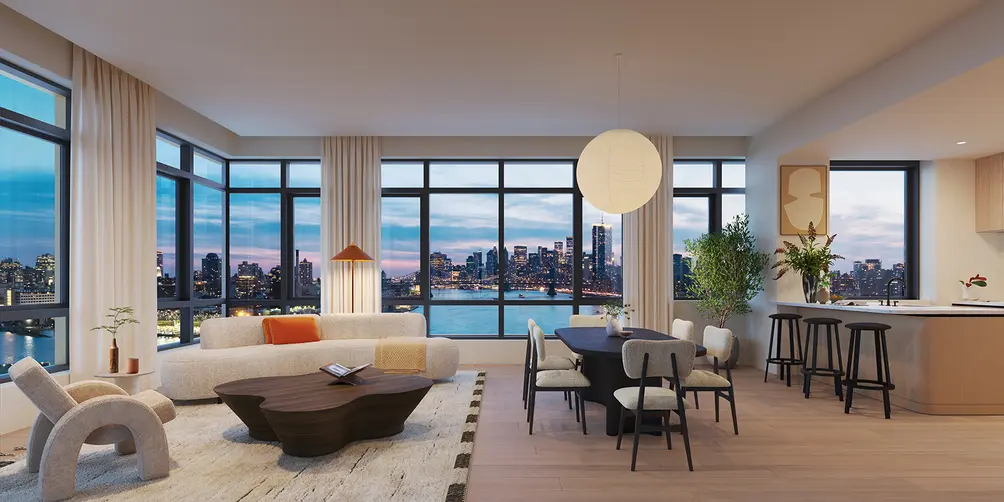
261, 317, 320, 345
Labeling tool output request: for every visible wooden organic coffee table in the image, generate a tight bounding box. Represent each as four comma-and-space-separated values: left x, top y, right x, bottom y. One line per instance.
214, 368, 433, 457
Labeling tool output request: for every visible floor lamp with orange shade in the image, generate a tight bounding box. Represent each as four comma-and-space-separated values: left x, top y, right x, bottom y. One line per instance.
331, 244, 375, 313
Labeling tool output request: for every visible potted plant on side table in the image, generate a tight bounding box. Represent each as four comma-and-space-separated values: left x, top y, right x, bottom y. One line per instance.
770, 221, 843, 303
683, 214, 770, 367
92, 306, 139, 373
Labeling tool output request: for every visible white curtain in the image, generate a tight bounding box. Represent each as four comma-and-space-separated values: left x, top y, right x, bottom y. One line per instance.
622, 135, 673, 333
320, 137, 382, 313
69, 46, 158, 387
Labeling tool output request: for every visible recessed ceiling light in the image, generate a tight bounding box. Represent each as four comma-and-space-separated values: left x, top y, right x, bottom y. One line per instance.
957, 141, 967, 145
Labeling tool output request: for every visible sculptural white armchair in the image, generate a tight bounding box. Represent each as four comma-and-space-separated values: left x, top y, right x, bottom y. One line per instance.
9, 357, 176, 502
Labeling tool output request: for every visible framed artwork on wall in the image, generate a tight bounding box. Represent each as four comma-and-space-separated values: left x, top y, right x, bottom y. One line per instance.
779, 165, 828, 235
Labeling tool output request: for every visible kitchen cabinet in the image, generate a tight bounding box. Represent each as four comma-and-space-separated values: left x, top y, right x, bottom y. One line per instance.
976, 153, 1004, 232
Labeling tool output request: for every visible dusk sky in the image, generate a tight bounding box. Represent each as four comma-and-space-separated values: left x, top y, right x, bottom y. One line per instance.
0, 71, 59, 267
380, 163, 622, 278
155, 160, 321, 281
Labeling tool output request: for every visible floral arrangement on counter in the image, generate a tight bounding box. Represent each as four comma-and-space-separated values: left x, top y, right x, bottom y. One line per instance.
960, 274, 988, 288
770, 221, 844, 303
959, 274, 988, 301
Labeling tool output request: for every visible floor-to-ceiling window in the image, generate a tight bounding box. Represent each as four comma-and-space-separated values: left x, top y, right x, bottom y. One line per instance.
380, 160, 622, 337
828, 162, 919, 299
671, 160, 746, 299
226, 161, 321, 317
155, 133, 226, 347
0, 60, 70, 377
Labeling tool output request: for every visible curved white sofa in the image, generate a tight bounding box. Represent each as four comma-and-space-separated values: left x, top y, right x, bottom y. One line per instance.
159, 313, 459, 400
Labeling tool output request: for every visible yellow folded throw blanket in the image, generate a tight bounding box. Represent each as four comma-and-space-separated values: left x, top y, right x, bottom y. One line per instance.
374, 338, 428, 374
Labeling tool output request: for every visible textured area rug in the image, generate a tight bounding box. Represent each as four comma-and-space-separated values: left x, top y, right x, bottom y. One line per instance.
0, 371, 484, 502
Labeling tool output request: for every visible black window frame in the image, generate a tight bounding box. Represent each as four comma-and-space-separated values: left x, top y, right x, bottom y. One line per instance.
828, 160, 920, 300
225, 160, 321, 318
672, 159, 746, 300
0, 59, 71, 380
156, 131, 227, 350
381, 159, 622, 339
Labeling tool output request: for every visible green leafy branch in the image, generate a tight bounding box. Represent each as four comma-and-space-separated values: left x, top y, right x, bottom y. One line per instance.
91, 306, 139, 340
683, 214, 770, 328
601, 302, 634, 320
770, 221, 844, 282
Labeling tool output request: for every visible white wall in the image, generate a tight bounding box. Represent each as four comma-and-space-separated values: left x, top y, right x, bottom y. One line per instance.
0, 3, 71, 85
920, 159, 1004, 304
0, 4, 240, 156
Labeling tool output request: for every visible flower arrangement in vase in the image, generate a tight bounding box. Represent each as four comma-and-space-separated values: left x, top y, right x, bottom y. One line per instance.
600, 302, 635, 336
91, 306, 139, 373
770, 222, 844, 303
959, 274, 988, 301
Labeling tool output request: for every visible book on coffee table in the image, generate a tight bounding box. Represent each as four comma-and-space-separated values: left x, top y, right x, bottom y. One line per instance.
320, 363, 372, 385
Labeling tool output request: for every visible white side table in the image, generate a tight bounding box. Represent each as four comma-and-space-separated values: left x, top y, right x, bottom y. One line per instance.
93, 370, 155, 395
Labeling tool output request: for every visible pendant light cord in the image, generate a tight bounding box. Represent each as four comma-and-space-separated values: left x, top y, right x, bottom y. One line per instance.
615, 53, 623, 129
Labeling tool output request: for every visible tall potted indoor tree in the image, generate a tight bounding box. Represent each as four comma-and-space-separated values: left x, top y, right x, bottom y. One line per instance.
683, 214, 770, 367
770, 221, 843, 303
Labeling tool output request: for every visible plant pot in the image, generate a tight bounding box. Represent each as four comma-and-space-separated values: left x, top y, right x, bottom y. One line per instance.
801, 274, 819, 303
605, 316, 622, 336
727, 335, 740, 368
109, 338, 119, 374
961, 284, 977, 301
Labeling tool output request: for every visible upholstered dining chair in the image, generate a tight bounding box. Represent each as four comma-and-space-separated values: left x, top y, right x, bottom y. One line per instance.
527, 323, 591, 435
681, 326, 739, 435
9, 357, 176, 502
669, 318, 700, 407
568, 314, 605, 367
614, 339, 696, 471
672, 318, 695, 341
523, 319, 576, 410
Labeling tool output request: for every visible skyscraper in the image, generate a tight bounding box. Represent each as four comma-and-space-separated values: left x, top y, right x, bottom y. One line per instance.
201, 253, 222, 297
486, 247, 499, 277
513, 246, 528, 269
35, 253, 55, 288
591, 223, 611, 279
430, 252, 448, 280
156, 251, 164, 278
554, 241, 564, 265
298, 258, 314, 295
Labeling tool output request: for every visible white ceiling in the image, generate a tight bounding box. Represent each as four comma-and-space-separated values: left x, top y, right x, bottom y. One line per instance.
790, 56, 1004, 161
1, 0, 982, 137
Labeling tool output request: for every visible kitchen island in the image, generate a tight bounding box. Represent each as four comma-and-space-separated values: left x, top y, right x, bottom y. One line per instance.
777, 301, 1004, 415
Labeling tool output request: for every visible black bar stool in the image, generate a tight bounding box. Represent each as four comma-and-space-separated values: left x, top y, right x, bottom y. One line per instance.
764, 313, 803, 387
801, 318, 844, 400
843, 322, 895, 419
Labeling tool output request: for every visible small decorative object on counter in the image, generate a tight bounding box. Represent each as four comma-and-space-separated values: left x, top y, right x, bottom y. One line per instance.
91, 306, 139, 374
601, 302, 634, 336
126, 357, 140, 374
771, 221, 843, 303
959, 274, 988, 301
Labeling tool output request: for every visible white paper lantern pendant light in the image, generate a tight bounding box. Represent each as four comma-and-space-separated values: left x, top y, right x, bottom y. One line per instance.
577, 54, 662, 214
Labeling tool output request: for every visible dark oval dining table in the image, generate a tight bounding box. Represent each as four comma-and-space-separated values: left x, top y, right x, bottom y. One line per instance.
554, 327, 707, 436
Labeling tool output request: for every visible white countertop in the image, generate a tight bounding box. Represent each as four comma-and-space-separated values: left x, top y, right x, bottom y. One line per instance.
775, 301, 1004, 316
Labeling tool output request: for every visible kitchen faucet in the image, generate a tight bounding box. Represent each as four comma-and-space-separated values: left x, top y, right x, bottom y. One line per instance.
884, 277, 906, 306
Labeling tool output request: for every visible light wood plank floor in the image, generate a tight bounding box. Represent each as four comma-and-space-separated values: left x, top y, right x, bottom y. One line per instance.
468, 364, 1004, 502
4, 366, 1004, 500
